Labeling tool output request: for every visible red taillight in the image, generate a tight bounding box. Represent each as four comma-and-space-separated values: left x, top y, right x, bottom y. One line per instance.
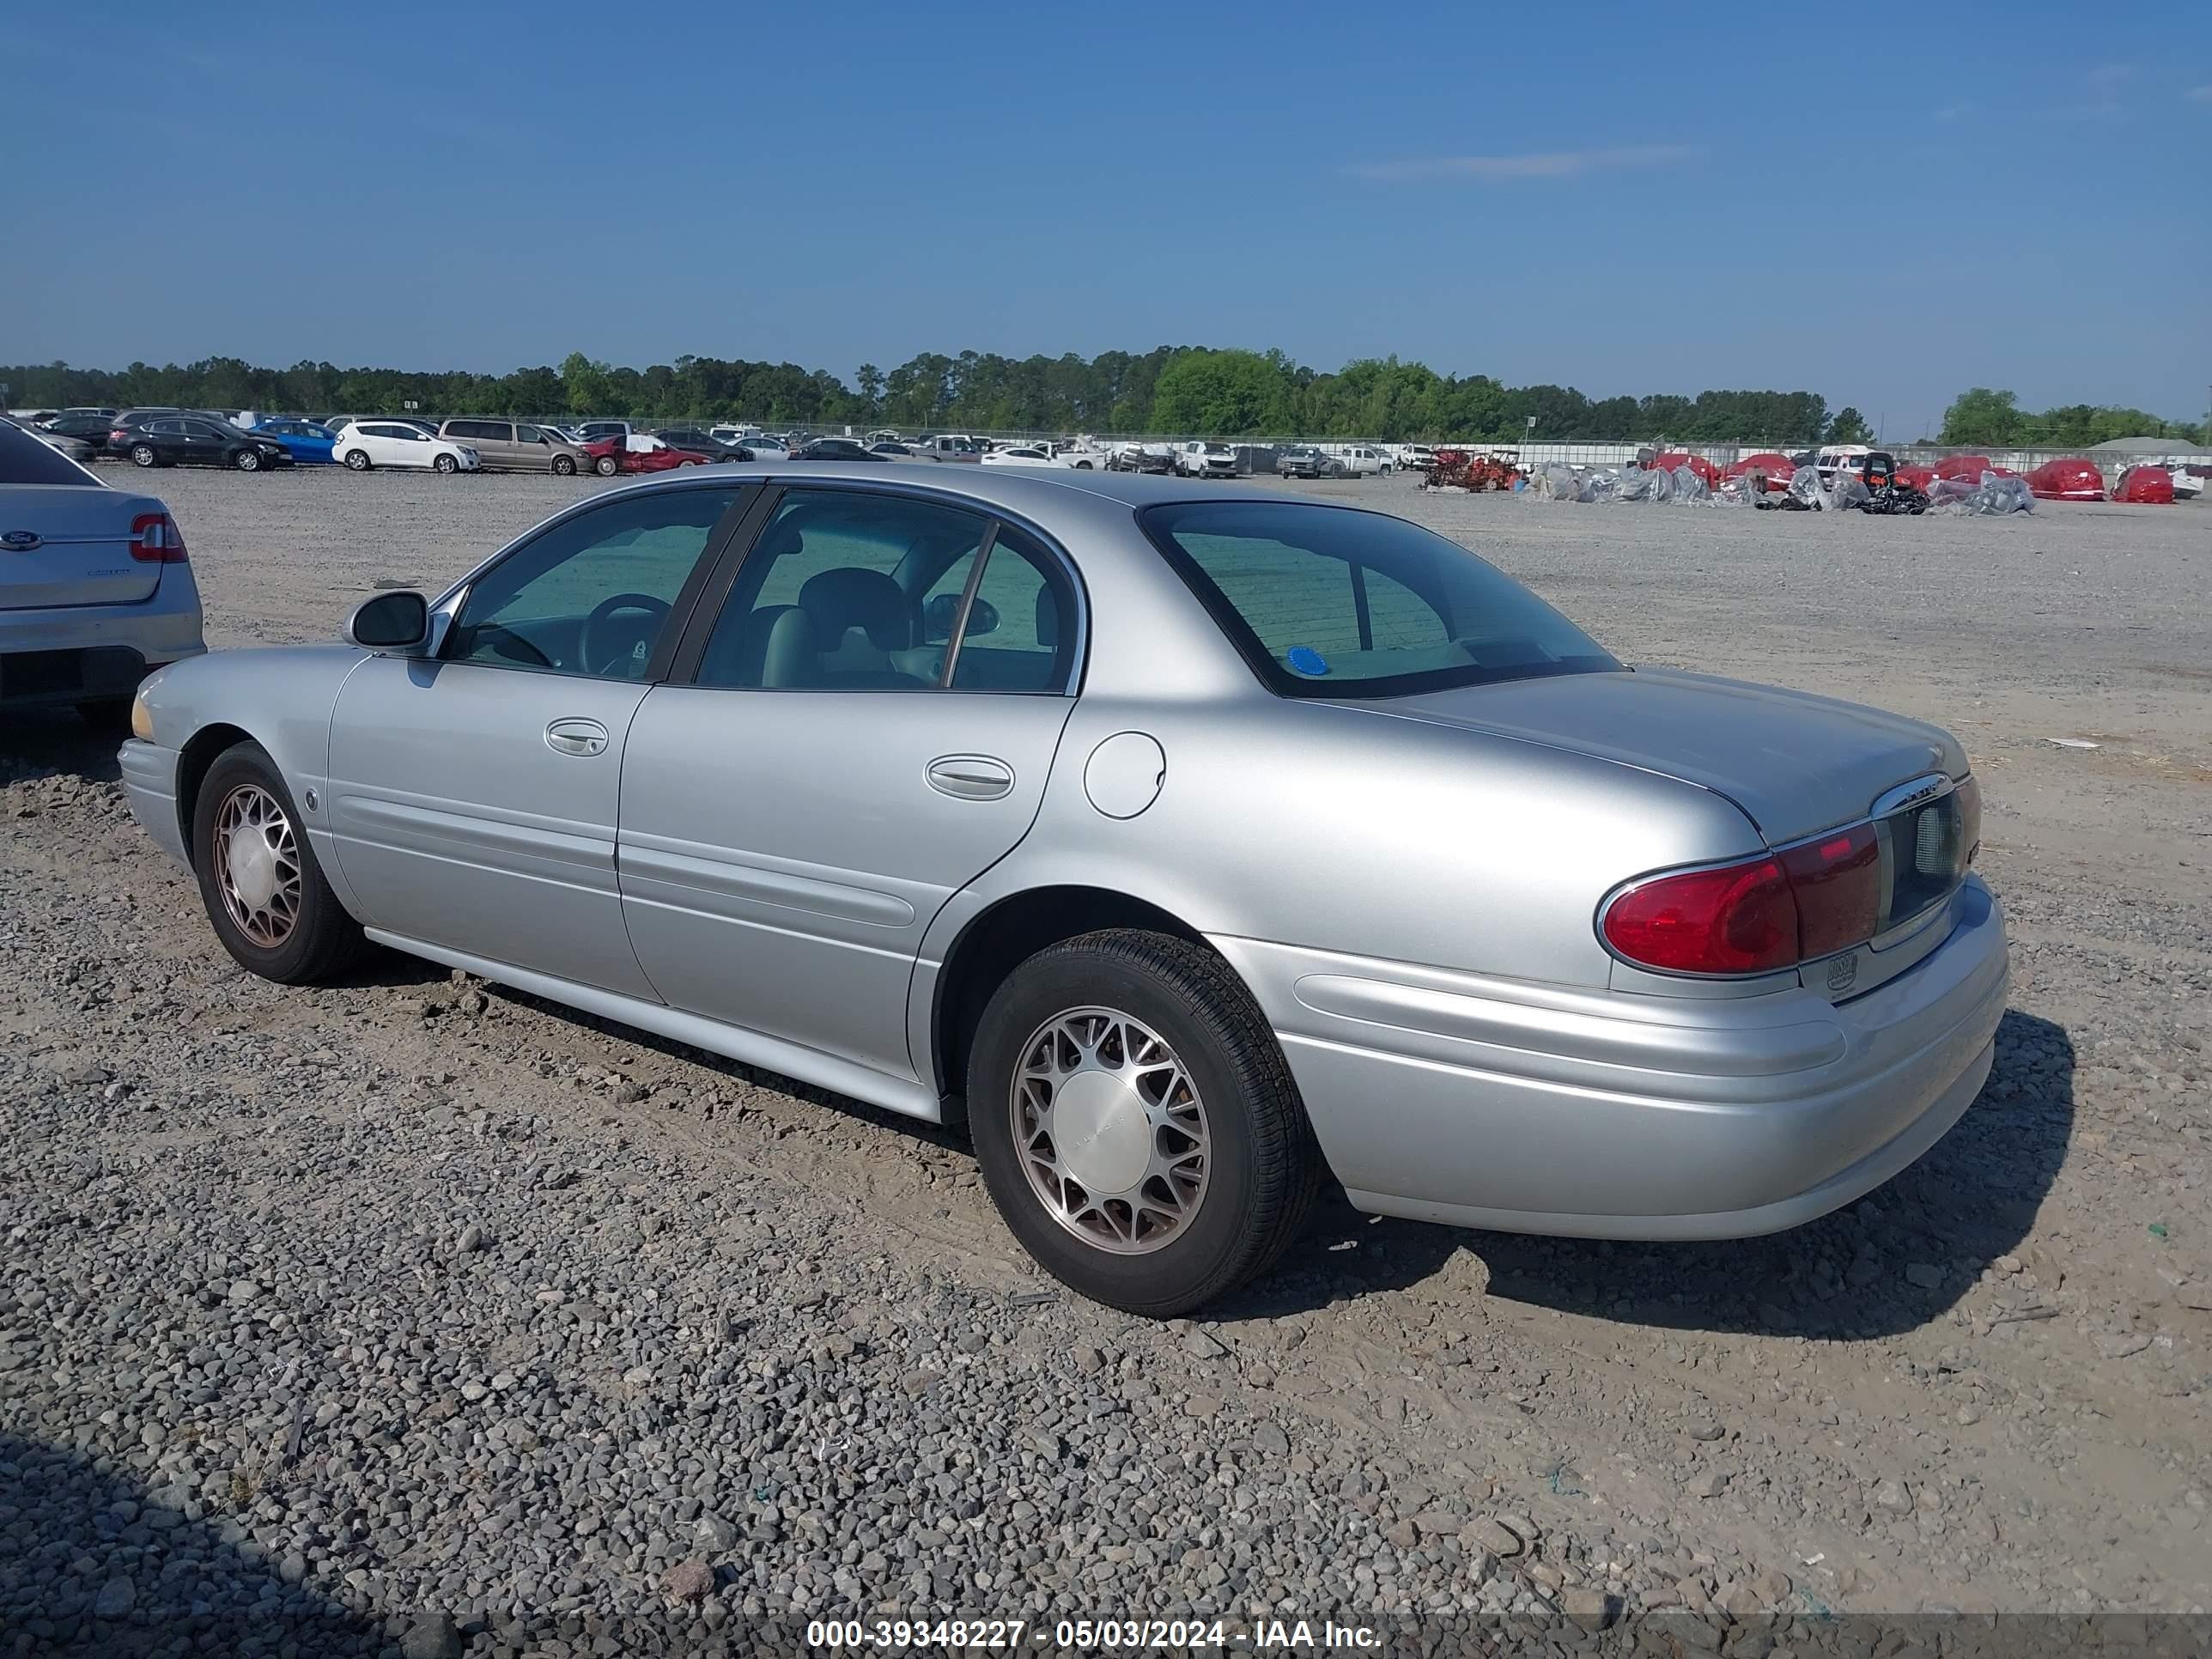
111, 428, 130, 443
1602, 857, 1799, 975
1778, 823, 1881, 959
131, 512, 188, 563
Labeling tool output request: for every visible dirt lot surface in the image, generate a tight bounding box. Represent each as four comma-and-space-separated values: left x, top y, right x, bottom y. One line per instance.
3, 466, 2207, 1654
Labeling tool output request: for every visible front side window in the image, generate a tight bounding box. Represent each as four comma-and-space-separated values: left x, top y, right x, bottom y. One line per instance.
1141, 501, 1618, 699
695, 489, 1008, 691
445, 487, 744, 679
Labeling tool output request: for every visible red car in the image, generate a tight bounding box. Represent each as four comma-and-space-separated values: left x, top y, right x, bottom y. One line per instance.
580, 436, 713, 477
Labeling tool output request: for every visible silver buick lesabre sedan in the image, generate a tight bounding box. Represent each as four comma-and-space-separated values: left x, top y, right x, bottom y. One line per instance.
120, 465, 2008, 1314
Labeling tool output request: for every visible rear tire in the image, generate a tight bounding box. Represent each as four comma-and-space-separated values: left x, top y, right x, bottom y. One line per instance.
343, 449, 371, 471
552, 454, 576, 476
968, 929, 1322, 1316
131, 444, 157, 467
191, 741, 367, 985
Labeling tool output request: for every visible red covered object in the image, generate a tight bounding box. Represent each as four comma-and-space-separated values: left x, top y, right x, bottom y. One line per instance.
1725, 452, 1797, 490
2112, 465, 2176, 505
1894, 464, 1938, 490
2025, 458, 2106, 501
1650, 451, 1723, 488
1932, 453, 2017, 482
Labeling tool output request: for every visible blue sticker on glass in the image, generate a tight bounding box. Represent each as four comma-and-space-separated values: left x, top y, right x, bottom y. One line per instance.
1286, 646, 1329, 676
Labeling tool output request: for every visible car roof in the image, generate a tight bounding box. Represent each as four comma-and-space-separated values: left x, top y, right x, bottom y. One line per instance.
601, 458, 1281, 512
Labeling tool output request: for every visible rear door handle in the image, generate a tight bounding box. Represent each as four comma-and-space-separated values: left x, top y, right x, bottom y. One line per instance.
545, 717, 609, 757
926, 755, 1014, 800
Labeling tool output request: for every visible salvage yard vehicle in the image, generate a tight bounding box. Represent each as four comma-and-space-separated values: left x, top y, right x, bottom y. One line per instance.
120, 467, 2008, 1316
0, 417, 203, 731
1275, 445, 1334, 479
334, 422, 482, 473
34, 410, 123, 449
580, 434, 712, 477
1175, 441, 1239, 479
439, 419, 588, 475
118, 416, 295, 472
789, 438, 890, 464
1325, 444, 1392, 477
251, 419, 340, 465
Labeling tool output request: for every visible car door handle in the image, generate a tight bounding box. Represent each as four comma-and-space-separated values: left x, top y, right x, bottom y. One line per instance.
926, 755, 1014, 800
545, 717, 609, 757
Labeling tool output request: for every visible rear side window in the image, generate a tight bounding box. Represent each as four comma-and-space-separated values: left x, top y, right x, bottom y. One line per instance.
0, 421, 99, 485
1141, 501, 1619, 699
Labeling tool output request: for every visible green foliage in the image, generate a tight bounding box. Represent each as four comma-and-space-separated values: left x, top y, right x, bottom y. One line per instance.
1150, 349, 1289, 434
7, 352, 2192, 447
1937, 387, 2197, 449
1826, 407, 1875, 445
1939, 387, 2025, 447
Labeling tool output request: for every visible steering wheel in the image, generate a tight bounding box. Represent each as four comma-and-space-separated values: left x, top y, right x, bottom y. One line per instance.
580, 592, 672, 678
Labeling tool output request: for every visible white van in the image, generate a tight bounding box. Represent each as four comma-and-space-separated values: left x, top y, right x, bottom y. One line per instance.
1814, 445, 1869, 482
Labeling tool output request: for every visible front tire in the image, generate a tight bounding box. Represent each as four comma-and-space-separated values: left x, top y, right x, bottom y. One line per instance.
190, 742, 366, 985
343, 448, 371, 471
593, 454, 619, 476
552, 455, 576, 475
433, 453, 459, 474
968, 930, 1321, 1316
234, 447, 261, 471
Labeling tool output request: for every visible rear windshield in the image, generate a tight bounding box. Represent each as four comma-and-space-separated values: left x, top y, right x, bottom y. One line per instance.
1141, 501, 1619, 698
0, 422, 99, 485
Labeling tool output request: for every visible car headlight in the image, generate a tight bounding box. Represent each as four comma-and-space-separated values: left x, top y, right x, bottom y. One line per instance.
130, 690, 155, 741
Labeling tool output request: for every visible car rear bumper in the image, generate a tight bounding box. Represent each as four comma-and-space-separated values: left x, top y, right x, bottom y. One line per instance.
120, 738, 191, 869
1209, 877, 2009, 1239
0, 586, 205, 708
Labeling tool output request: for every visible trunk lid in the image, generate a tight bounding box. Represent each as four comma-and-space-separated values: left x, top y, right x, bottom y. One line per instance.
1352, 666, 1965, 844
0, 484, 166, 610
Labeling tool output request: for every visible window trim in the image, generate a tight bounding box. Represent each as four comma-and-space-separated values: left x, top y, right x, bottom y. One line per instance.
667, 478, 1090, 697
1137, 499, 1621, 702
435, 482, 760, 682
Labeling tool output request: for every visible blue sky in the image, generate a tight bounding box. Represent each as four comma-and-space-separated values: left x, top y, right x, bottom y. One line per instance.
12, 3, 2210, 435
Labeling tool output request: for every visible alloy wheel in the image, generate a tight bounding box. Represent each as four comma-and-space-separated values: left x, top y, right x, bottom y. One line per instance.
1009, 1006, 1212, 1255
213, 783, 301, 948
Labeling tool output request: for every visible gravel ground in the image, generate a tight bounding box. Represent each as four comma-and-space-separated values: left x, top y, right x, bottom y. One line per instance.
3, 466, 2208, 1656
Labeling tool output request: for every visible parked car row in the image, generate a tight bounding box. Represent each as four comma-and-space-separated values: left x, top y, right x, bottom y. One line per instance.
21, 407, 1442, 488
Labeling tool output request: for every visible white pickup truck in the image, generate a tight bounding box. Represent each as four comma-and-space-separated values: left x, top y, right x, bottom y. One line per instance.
1325, 444, 1392, 477
912, 434, 985, 462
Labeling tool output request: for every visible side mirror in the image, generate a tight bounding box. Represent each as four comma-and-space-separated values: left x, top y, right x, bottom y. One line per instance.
963, 596, 1000, 638
348, 589, 429, 651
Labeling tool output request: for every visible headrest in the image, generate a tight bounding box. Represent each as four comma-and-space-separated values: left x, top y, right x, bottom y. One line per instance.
799, 566, 913, 651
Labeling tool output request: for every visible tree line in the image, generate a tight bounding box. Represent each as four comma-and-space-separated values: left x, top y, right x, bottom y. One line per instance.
5, 349, 2197, 447
1938, 387, 2207, 449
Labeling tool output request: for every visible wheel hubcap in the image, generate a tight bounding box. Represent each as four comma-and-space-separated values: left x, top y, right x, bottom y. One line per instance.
214, 783, 301, 947
1011, 1007, 1210, 1255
